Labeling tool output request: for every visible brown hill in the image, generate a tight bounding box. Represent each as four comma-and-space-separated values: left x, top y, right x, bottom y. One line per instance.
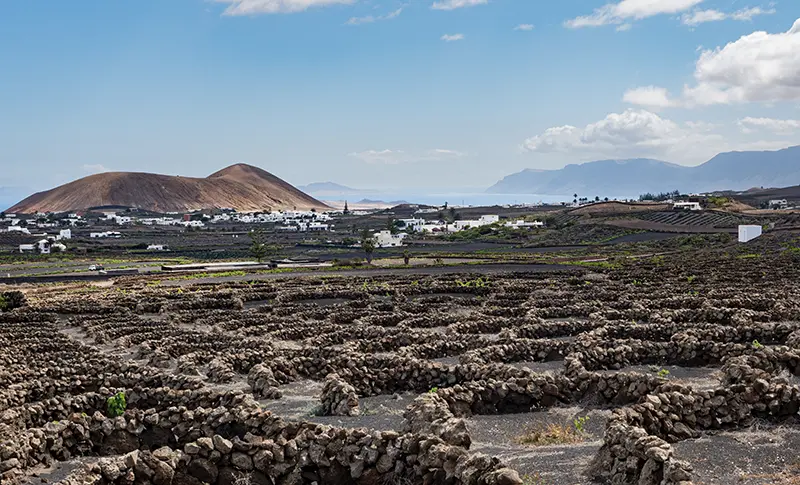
9, 164, 330, 213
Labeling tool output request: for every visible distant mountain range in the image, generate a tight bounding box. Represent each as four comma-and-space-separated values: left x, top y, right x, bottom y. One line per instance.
298, 182, 367, 197
487, 146, 800, 197
9, 164, 329, 213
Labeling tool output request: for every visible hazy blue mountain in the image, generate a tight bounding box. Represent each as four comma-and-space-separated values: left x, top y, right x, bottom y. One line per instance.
689, 146, 800, 192
298, 182, 362, 194
487, 146, 800, 196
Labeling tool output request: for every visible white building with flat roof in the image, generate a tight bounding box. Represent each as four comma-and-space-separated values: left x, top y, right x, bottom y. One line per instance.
374, 230, 406, 248
505, 220, 544, 229
674, 202, 702, 211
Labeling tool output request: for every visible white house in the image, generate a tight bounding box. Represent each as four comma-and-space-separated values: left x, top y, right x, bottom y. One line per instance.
36, 239, 52, 254
59, 229, 72, 240
309, 222, 330, 231
90, 231, 122, 238
374, 230, 406, 248
768, 199, 789, 210
738, 225, 762, 243
505, 220, 545, 229
147, 244, 168, 251
673, 202, 702, 211
452, 214, 500, 231
397, 219, 426, 231
19, 244, 35, 253
6, 226, 30, 235
419, 222, 449, 234
115, 216, 132, 225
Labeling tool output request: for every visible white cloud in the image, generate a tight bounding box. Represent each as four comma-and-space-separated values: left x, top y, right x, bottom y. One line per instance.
522, 109, 800, 165
215, 0, 355, 15
521, 109, 726, 163
680, 9, 726, 25
346, 7, 402, 25
441, 33, 465, 42
83, 164, 110, 175
431, 0, 487, 11
565, 0, 703, 28
681, 6, 775, 26
738, 117, 800, 134
623, 86, 674, 108
349, 149, 467, 164
626, 19, 800, 106
731, 6, 776, 21
616, 23, 632, 31
514, 24, 534, 31
685, 18, 800, 105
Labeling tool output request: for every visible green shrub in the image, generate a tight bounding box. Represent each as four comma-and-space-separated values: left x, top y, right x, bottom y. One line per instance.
106, 392, 127, 417
573, 415, 590, 434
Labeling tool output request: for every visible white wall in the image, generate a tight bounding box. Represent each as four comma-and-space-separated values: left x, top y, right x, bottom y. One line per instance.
738, 225, 762, 243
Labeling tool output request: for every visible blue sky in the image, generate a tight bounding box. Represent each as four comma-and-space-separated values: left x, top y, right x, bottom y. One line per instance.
1, 0, 799, 195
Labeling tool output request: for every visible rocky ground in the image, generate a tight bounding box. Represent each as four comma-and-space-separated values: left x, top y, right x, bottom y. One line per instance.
1, 233, 800, 484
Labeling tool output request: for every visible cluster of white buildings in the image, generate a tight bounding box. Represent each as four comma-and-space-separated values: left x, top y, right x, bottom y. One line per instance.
277, 221, 331, 232
2, 212, 86, 230
17, 229, 72, 254
97, 209, 334, 230
413, 215, 501, 235
90, 231, 122, 238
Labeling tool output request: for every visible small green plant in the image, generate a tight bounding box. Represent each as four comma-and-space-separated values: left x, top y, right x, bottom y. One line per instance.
106, 392, 127, 417
752, 340, 764, 349
428, 387, 439, 393
737, 253, 762, 260
686, 275, 697, 284
657, 368, 670, 378
573, 415, 590, 434
456, 277, 488, 288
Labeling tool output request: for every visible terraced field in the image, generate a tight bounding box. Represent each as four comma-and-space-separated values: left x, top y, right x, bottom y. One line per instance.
1, 238, 800, 485
636, 211, 746, 228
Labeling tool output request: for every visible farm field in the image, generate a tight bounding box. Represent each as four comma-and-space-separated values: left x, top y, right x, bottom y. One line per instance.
1, 235, 800, 485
